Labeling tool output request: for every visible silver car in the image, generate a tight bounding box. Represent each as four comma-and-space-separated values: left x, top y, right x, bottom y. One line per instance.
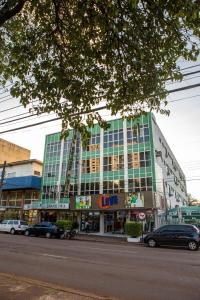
0, 220, 28, 235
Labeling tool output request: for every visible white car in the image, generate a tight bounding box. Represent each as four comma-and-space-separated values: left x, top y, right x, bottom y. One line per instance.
0, 220, 28, 235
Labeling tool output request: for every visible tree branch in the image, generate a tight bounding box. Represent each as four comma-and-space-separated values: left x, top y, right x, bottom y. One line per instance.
0, 0, 28, 26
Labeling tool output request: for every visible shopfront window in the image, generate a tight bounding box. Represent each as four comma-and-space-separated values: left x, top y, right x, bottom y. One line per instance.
81, 212, 100, 232
104, 211, 126, 234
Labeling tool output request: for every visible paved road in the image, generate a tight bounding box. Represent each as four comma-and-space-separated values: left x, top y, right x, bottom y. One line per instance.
0, 233, 200, 300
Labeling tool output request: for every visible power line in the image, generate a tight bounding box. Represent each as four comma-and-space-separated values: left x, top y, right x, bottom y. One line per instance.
0, 111, 30, 122
1, 90, 199, 127
1, 66, 200, 105
0, 83, 13, 91
0, 99, 38, 113
179, 63, 200, 71
0, 94, 11, 100
169, 93, 200, 103
167, 75, 200, 86
1, 81, 200, 133
1, 78, 200, 129
0, 96, 16, 104
168, 82, 200, 94
0, 112, 38, 125
0, 105, 107, 134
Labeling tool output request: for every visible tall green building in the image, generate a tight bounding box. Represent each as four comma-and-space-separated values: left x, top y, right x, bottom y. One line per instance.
27, 113, 187, 233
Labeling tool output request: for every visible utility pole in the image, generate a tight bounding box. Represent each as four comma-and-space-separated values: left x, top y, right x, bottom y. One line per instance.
163, 179, 168, 223
0, 161, 6, 205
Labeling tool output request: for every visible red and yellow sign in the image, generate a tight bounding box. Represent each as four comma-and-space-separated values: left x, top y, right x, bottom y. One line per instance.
98, 195, 118, 209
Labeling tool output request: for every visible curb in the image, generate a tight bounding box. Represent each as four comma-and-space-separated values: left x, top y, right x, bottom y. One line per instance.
0, 272, 116, 300
75, 235, 145, 246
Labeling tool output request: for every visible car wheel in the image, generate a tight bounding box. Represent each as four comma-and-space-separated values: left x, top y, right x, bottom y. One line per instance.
188, 241, 198, 251
46, 232, 51, 238
10, 228, 15, 235
148, 238, 156, 248
24, 230, 30, 236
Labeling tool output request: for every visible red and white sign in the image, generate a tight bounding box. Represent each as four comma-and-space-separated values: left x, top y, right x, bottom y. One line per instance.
138, 212, 146, 220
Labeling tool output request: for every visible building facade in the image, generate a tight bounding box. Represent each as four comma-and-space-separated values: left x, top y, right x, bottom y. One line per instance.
26, 113, 187, 232
0, 138, 30, 164
0, 160, 42, 223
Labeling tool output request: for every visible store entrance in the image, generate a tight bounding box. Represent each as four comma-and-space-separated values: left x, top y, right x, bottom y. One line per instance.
104, 211, 126, 234
40, 211, 57, 223
81, 212, 100, 232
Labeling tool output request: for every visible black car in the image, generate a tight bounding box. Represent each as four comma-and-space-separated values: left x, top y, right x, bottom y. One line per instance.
24, 222, 64, 238
144, 224, 200, 251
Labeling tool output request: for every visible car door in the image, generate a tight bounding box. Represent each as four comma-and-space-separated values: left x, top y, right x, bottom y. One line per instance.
20, 221, 28, 231
7, 220, 14, 232
154, 226, 174, 245
41, 224, 52, 235
32, 224, 41, 235
174, 225, 194, 246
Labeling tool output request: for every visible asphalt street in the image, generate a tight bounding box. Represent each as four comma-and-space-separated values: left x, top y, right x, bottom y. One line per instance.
0, 233, 200, 300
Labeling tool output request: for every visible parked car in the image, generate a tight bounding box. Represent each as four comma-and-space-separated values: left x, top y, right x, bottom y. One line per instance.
24, 221, 64, 238
0, 220, 28, 234
144, 224, 200, 251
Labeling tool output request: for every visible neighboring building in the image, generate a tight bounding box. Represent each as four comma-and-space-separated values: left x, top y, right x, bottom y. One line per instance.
166, 206, 200, 228
25, 113, 187, 232
0, 138, 30, 164
0, 160, 42, 223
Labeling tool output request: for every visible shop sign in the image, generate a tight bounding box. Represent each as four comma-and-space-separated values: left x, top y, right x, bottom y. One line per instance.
75, 196, 91, 209
98, 195, 118, 209
125, 193, 144, 208
23, 202, 69, 210
138, 212, 146, 220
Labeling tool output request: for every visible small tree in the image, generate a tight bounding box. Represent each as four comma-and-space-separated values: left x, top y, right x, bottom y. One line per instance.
56, 220, 72, 231
124, 221, 142, 238
4, 210, 19, 220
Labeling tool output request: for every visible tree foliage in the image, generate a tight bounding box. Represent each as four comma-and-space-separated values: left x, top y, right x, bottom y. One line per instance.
0, 1, 200, 137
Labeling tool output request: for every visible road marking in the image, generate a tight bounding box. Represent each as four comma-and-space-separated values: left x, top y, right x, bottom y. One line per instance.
41, 253, 129, 268
42, 254, 70, 260
58, 244, 139, 255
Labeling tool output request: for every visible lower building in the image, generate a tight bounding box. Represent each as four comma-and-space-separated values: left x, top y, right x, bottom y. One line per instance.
24, 113, 187, 232
0, 138, 30, 164
159, 206, 200, 228
0, 160, 42, 223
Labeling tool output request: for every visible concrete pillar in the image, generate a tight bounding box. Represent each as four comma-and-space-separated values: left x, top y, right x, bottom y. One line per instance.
126, 210, 131, 222
77, 212, 81, 232
123, 119, 128, 192
100, 128, 104, 194
100, 212, 104, 234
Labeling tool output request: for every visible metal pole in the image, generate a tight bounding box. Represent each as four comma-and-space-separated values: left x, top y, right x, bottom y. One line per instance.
163, 179, 168, 223
0, 161, 6, 204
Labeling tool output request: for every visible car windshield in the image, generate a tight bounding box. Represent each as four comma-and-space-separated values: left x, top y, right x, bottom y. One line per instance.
20, 221, 28, 225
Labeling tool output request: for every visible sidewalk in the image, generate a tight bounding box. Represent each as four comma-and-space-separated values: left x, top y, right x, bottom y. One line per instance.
76, 232, 127, 244
0, 273, 113, 300
76, 232, 144, 246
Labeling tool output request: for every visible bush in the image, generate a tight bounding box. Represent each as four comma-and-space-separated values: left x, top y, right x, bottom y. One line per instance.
124, 221, 142, 238
56, 220, 72, 230
3, 210, 19, 220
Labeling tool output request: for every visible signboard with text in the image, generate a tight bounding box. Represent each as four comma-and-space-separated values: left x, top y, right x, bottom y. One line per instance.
98, 195, 119, 209
23, 201, 69, 210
